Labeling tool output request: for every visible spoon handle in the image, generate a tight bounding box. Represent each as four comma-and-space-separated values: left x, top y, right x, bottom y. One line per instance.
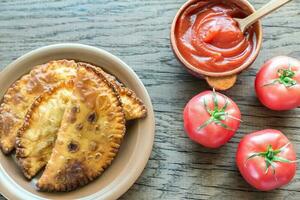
240, 0, 292, 31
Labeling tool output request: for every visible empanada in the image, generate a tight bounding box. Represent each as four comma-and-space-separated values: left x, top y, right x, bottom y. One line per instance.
78, 62, 147, 120
16, 81, 75, 179
37, 66, 125, 191
0, 60, 77, 154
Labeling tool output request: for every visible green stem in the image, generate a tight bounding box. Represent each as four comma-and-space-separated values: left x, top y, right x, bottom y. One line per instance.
264, 67, 297, 87
247, 143, 297, 174
197, 89, 240, 131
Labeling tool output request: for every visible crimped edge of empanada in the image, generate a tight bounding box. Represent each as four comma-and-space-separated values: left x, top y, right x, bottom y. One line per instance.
77, 62, 147, 120
36, 64, 126, 192
15, 80, 74, 179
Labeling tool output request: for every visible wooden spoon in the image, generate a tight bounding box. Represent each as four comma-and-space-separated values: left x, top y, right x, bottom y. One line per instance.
235, 0, 292, 33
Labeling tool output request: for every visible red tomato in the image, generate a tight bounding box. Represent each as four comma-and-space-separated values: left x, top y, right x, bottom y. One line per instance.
236, 129, 297, 191
255, 56, 300, 110
183, 90, 241, 148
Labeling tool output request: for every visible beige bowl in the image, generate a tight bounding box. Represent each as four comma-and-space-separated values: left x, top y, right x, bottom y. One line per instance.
0, 44, 155, 200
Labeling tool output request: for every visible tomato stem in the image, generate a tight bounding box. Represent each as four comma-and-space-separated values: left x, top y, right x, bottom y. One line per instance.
197, 89, 240, 131
247, 143, 297, 174
264, 66, 297, 87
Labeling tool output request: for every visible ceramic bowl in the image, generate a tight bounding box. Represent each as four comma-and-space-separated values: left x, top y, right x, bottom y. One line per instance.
0, 43, 155, 200
170, 0, 263, 90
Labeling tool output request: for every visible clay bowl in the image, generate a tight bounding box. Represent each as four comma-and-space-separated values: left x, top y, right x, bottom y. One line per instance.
0, 44, 155, 200
170, 0, 263, 90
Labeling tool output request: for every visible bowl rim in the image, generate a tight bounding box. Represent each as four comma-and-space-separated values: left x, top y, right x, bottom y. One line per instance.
0, 43, 155, 200
170, 0, 263, 77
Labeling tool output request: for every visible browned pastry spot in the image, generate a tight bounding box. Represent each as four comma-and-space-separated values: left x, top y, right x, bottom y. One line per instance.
87, 112, 97, 123
68, 106, 80, 123
68, 140, 80, 153
54, 160, 89, 191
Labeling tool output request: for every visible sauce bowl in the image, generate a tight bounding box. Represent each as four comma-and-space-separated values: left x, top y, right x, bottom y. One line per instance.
170, 0, 263, 90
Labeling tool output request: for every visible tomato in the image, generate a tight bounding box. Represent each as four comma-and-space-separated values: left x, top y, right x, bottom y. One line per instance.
183, 90, 241, 148
255, 56, 300, 110
236, 129, 297, 191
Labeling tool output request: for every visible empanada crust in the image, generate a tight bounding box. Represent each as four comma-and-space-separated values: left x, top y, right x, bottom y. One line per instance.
16, 81, 75, 179
36, 66, 125, 191
0, 60, 77, 154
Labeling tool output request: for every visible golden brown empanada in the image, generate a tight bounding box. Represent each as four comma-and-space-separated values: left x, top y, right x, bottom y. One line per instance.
0, 60, 77, 154
16, 81, 75, 179
37, 66, 125, 191
78, 62, 147, 120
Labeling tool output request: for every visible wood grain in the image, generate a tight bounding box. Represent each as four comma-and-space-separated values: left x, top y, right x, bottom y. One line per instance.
0, 0, 300, 199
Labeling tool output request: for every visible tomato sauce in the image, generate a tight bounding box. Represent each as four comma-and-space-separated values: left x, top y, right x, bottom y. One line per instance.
175, 1, 256, 73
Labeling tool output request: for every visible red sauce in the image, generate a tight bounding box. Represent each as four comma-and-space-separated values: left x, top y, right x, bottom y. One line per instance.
175, 1, 256, 73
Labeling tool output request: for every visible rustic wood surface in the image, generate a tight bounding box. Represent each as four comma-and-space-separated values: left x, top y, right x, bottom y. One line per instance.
0, 0, 300, 199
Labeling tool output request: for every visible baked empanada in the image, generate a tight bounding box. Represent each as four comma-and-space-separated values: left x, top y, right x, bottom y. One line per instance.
0, 60, 77, 154
78, 62, 147, 120
37, 66, 125, 191
16, 81, 74, 179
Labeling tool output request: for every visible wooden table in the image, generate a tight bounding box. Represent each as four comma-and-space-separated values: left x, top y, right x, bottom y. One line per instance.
0, 0, 300, 199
